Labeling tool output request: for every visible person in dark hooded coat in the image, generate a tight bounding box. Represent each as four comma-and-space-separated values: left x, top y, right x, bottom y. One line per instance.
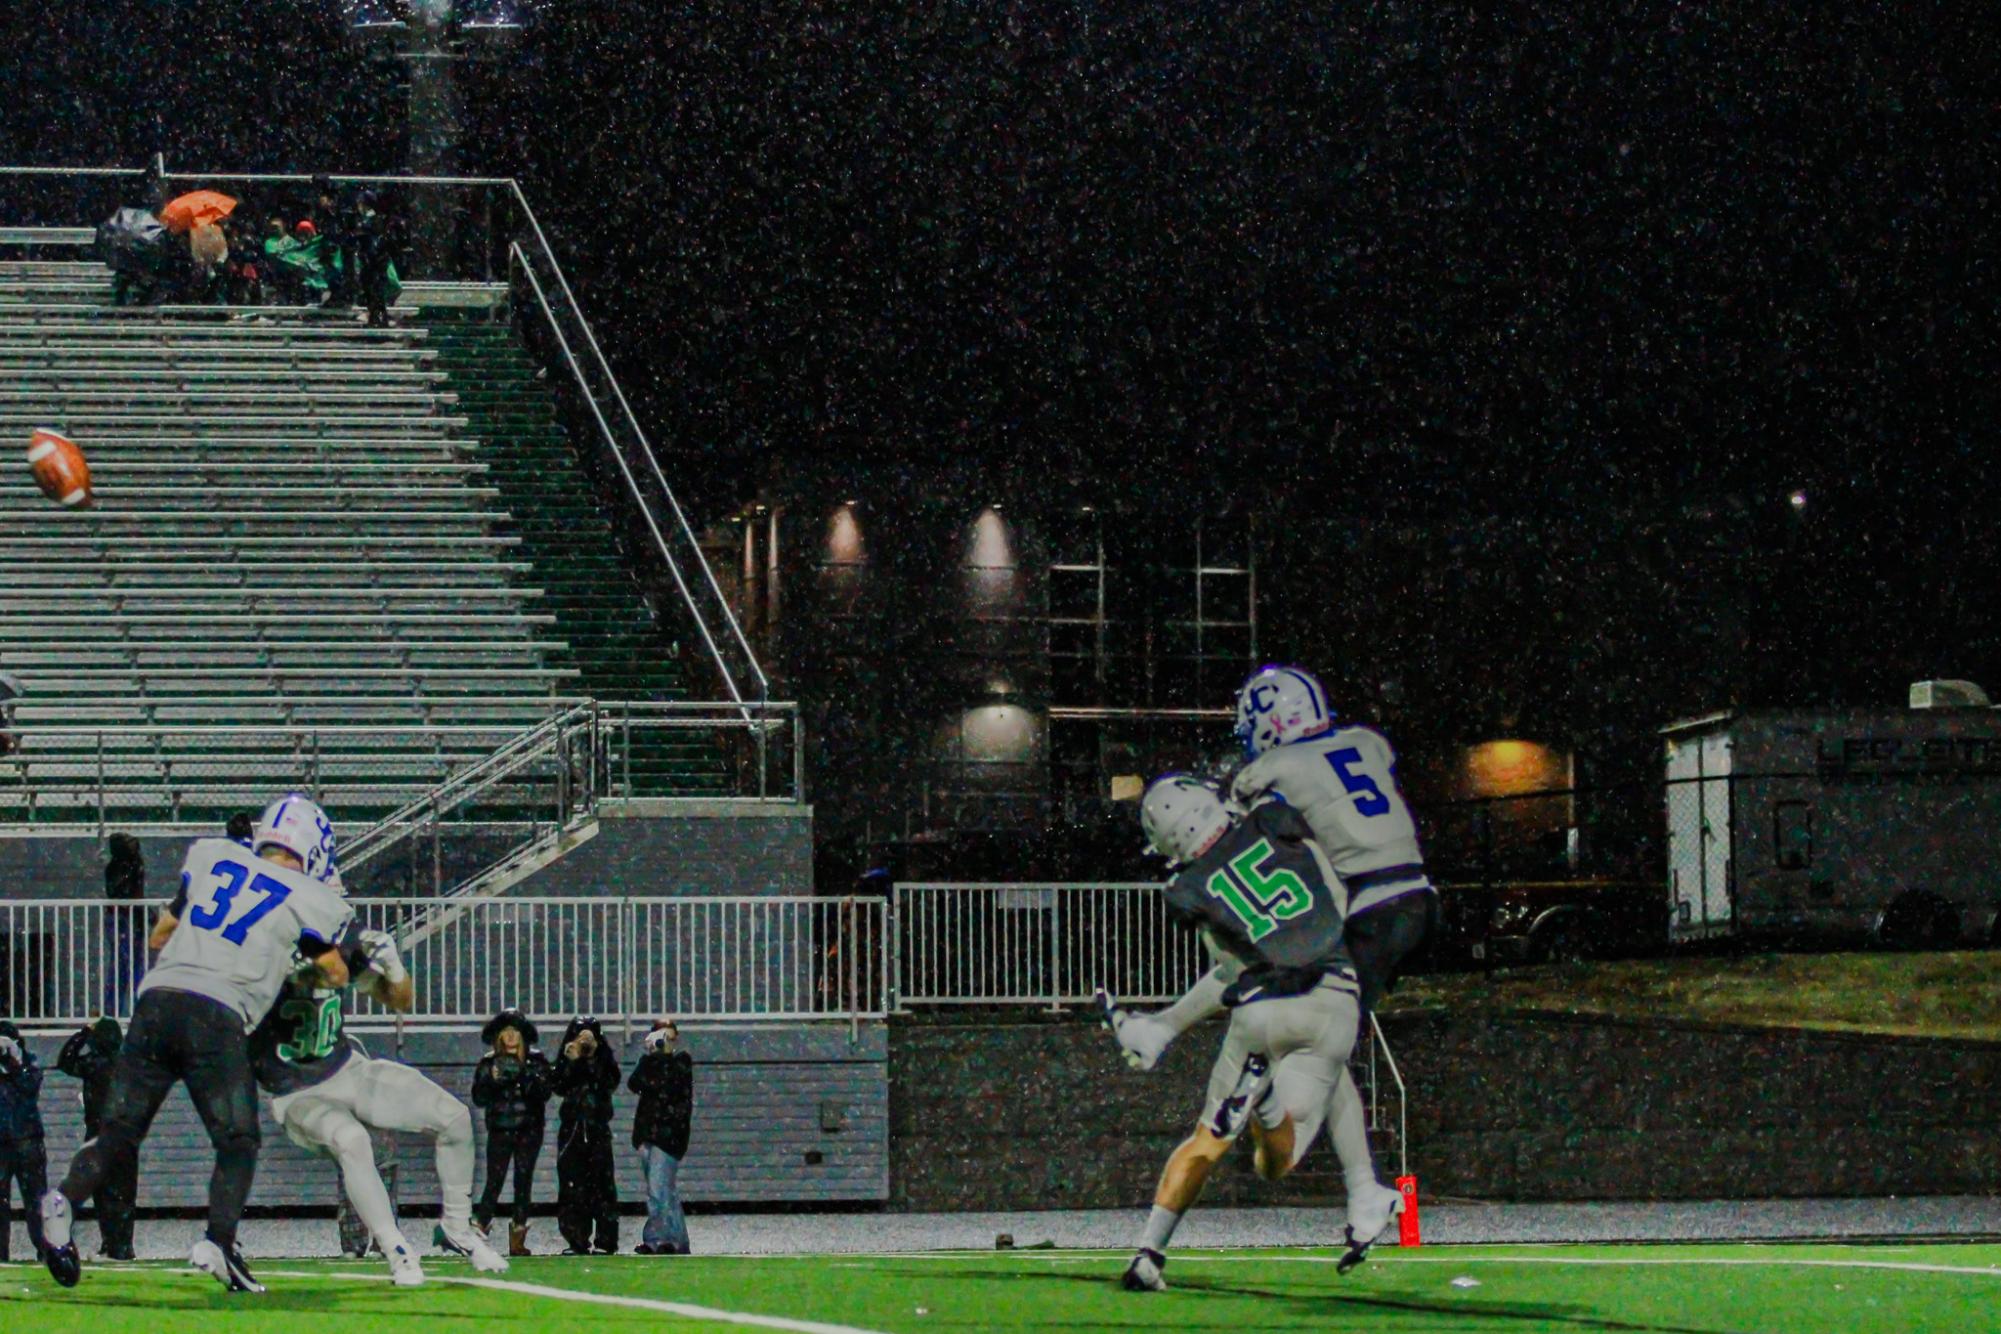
551, 1015, 620, 1254
55, 1018, 135, 1259
471, 1009, 551, 1256
0, 1019, 48, 1263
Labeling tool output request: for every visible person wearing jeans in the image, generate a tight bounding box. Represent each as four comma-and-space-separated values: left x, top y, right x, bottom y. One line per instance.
627, 1019, 692, 1255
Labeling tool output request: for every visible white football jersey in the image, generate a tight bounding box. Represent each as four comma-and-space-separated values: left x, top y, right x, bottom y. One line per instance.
141, 837, 355, 1031
1230, 725, 1433, 915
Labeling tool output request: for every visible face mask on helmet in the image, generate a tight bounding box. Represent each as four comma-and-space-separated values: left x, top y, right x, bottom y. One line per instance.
252, 792, 340, 886
1140, 774, 1235, 867
1233, 665, 1335, 759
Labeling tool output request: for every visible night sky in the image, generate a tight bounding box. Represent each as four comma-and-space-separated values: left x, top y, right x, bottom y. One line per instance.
5, 1, 1998, 771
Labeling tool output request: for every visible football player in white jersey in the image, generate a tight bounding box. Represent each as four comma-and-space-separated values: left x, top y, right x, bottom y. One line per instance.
41, 793, 355, 1294
250, 920, 509, 1285
1107, 667, 1431, 1270
1232, 665, 1435, 1267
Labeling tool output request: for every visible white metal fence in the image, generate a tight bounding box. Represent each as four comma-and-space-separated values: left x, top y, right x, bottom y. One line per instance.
0, 895, 888, 1031
893, 882, 1207, 1007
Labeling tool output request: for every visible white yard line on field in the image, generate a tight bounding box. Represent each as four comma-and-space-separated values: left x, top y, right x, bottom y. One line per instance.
828, 1249, 2001, 1280
264, 1269, 895, 1334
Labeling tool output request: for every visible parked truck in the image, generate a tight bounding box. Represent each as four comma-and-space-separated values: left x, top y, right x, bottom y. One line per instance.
1664, 682, 2001, 948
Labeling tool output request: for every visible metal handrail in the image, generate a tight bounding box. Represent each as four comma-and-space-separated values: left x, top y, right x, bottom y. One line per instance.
510, 245, 757, 716
341, 699, 598, 872
503, 183, 768, 703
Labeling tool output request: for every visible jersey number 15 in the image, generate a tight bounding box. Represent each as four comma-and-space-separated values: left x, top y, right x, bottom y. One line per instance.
1204, 837, 1313, 943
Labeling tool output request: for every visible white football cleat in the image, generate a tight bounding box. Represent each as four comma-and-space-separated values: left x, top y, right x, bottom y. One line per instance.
1338, 1181, 1405, 1274
40, 1191, 80, 1287
1121, 1248, 1167, 1292
191, 1237, 266, 1293
388, 1243, 426, 1287
438, 1220, 510, 1273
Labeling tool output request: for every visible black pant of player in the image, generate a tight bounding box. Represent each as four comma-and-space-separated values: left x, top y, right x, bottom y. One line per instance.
555, 1122, 618, 1254
0, 1135, 49, 1261
80, 1113, 138, 1257
474, 1128, 543, 1229
59, 988, 260, 1249
1346, 890, 1441, 1017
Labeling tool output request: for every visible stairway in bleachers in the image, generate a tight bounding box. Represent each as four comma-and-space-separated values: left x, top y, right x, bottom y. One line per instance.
425, 322, 726, 797
0, 259, 719, 823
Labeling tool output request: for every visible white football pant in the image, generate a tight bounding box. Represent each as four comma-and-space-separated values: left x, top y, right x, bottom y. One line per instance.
271, 1054, 476, 1254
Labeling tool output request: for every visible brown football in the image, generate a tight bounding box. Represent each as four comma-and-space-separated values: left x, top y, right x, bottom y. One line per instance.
27, 427, 92, 508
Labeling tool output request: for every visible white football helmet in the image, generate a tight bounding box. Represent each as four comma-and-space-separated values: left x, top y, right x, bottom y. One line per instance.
1234, 665, 1334, 759
1141, 774, 1235, 866
252, 793, 340, 886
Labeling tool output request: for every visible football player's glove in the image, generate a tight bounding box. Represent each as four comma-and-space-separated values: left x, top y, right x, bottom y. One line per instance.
360, 928, 409, 985
1094, 987, 1173, 1072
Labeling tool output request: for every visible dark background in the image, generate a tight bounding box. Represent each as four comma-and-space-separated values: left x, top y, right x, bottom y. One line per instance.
6, 0, 1998, 827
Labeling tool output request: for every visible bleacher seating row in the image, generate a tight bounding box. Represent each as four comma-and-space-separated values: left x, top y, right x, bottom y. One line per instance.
1, 252, 725, 821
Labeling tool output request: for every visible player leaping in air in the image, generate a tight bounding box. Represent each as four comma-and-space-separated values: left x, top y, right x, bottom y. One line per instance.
249, 882, 509, 1285
1230, 665, 1435, 1266
1102, 774, 1366, 1293
41, 793, 356, 1293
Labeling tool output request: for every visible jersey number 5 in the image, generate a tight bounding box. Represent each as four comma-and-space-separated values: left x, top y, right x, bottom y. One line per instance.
1204, 838, 1313, 942
187, 859, 294, 945
1326, 747, 1392, 816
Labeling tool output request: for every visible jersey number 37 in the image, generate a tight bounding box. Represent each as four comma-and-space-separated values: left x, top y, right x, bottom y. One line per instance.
187, 859, 294, 946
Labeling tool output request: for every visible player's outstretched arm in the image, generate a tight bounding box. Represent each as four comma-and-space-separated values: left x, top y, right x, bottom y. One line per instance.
357, 930, 415, 1012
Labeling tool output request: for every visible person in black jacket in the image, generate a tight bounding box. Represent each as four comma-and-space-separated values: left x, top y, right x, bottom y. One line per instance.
551, 1015, 619, 1255
470, 1010, 551, 1257
54, 1018, 135, 1260
628, 1019, 692, 1255
102, 833, 147, 1015
0, 1019, 48, 1264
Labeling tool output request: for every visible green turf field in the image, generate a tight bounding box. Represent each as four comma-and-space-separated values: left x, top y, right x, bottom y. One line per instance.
5, 1243, 1998, 1332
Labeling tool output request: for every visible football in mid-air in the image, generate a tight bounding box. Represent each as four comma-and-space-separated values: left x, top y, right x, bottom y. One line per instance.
27, 427, 93, 508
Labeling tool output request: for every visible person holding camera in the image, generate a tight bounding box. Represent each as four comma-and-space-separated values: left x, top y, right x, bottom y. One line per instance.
55, 1018, 134, 1260
0, 1021, 49, 1264
471, 1010, 552, 1257
551, 1016, 620, 1255
628, 1019, 693, 1255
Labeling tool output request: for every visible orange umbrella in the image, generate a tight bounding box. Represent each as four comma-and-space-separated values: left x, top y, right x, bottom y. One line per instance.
159, 189, 238, 233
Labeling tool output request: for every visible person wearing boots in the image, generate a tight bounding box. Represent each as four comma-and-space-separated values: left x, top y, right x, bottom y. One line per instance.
0, 1020, 48, 1264
471, 1010, 551, 1257
628, 1019, 693, 1255
55, 1018, 135, 1260
552, 1016, 619, 1255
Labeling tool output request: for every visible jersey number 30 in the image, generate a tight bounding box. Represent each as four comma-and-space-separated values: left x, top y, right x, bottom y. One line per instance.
188, 859, 293, 946
1204, 838, 1313, 942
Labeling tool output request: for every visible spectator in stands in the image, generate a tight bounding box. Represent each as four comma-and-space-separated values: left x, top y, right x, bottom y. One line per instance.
353, 191, 399, 329
472, 1010, 551, 1257
313, 176, 356, 309
552, 1016, 620, 1255
628, 1019, 692, 1255
55, 1018, 135, 1260
0, 1020, 49, 1264
102, 834, 147, 1014
0, 671, 21, 758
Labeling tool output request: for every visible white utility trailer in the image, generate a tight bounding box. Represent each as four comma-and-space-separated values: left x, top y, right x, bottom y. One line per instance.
1664, 683, 2001, 947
